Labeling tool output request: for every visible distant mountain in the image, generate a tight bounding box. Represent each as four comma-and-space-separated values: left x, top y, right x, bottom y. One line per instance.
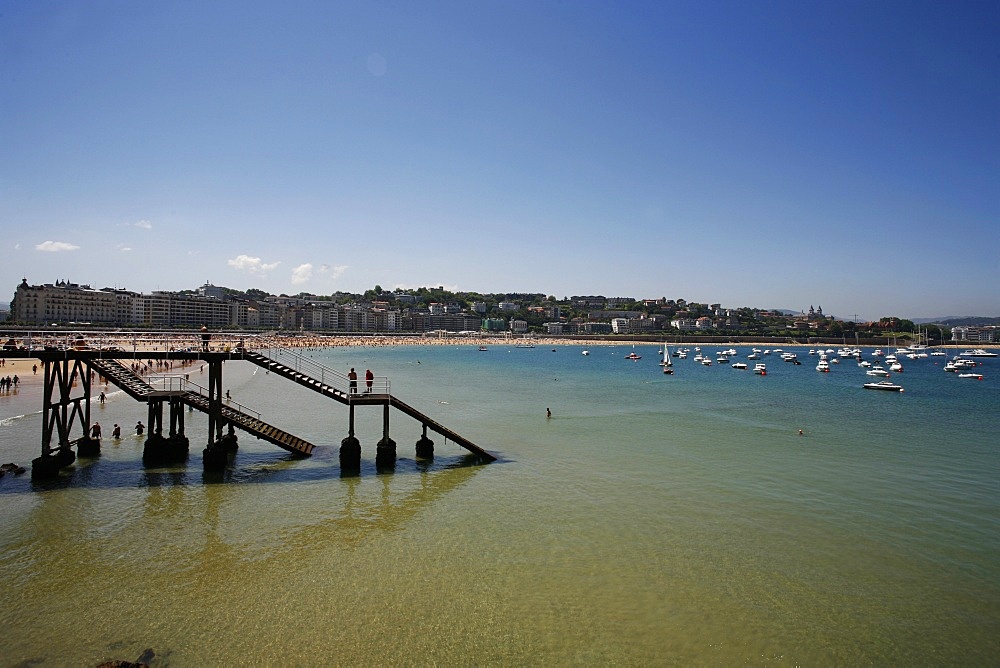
914, 316, 1000, 326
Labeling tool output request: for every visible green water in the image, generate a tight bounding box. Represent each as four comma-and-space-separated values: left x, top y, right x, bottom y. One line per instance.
0, 345, 997, 665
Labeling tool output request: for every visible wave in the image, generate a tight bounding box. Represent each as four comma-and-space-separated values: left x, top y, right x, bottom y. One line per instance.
0, 410, 43, 426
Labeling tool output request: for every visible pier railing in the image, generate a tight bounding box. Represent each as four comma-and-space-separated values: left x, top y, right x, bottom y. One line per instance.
256, 344, 390, 396
148, 374, 263, 421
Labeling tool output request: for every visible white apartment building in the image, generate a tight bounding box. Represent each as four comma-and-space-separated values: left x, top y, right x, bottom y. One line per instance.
12, 279, 128, 325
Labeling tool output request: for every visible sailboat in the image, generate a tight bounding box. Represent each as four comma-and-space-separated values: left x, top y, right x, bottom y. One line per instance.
661, 344, 674, 374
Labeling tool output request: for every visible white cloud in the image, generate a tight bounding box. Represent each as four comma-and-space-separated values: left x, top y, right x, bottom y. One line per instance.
14, 243, 20, 250
134, 220, 152, 230
291, 263, 313, 284
319, 264, 348, 279
227, 254, 280, 276
117, 244, 132, 252
36, 240, 80, 252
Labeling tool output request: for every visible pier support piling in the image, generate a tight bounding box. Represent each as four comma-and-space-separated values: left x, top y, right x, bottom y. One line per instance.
77, 437, 101, 458
31, 448, 75, 481
340, 435, 361, 470
376, 437, 396, 471
375, 404, 396, 471
415, 425, 434, 459
202, 433, 238, 472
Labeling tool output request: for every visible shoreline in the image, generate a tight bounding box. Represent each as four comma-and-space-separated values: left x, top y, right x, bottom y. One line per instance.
1, 334, 995, 398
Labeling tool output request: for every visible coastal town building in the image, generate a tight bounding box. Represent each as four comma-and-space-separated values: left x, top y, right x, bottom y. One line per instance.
610, 318, 629, 334
9, 278, 973, 340
571, 296, 606, 308
951, 326, 996, 343
11, 279, 126, 325
197, 282, 226, 300
480, 318, 507, 332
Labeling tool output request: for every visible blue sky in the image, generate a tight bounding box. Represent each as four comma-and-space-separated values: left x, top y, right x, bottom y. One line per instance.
2, 0, 997, 321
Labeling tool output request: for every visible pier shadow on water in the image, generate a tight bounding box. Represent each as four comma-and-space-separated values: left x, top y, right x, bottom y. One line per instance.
0, 446, 494, 496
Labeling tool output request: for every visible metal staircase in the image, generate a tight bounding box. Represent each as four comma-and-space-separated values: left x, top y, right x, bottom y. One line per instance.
86, 358, 315, 456
241, 348, 495, 461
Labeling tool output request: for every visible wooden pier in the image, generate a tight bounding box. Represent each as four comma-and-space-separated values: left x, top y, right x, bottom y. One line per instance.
1, 333, 495, 479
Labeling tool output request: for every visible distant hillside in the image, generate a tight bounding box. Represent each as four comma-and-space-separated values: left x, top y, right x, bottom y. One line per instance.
914, 316, 1000, 326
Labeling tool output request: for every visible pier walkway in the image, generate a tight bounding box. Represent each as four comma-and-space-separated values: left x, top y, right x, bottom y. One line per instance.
239, 349, 492, 458
1, 331, 495, 478
88, 358, 315, 456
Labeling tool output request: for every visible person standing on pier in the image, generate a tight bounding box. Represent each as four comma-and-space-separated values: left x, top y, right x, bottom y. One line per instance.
365, 369, 374, 393
200, 325, 211, 352
348, 368, 358, 393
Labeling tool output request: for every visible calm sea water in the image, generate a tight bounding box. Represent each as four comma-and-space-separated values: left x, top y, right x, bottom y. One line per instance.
0, 344, 997, 665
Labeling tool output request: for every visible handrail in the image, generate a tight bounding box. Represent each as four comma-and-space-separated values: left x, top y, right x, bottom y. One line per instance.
259, 345, 390, 396
147, 374, 262, 421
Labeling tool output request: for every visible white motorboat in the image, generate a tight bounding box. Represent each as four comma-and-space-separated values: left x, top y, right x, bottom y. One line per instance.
867, 365, 890, 377
958, 373, 984, 379
864, 380, 904, 392
816, 359, 830, 372
753, 363, 767, 375
961, 349, 998, 357
732, 362, 748, 369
